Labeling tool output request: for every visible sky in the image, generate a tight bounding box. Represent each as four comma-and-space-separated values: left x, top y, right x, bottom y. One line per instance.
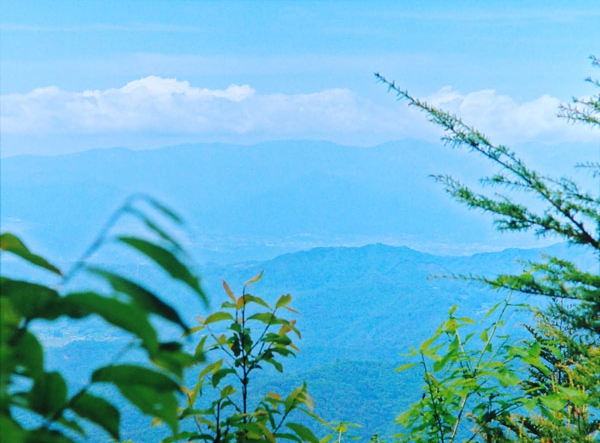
1, 0, 600, 157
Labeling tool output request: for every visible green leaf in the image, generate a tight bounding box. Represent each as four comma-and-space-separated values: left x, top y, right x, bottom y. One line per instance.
62, 292, 159, 354
194, 335, 208, 360
26, 428, 77, 443
494, 368, 520, 387
119, 384, 179, 434
265, 358, 284, 372
432, 348, 454, 373
521, 397, 538, 411
71, 392, 120, 440
284, 384, 308, 413
539, 394, 566, 412
125, 207, 183, 251
419, 334, 440, 353
219, 384, 237, 398
276, 294, 292, 309
0, 233, 62, 275
203, 311, 234, 325
197, 359, 222, 382
483, 300, 505, 319
212, 368, 236, 388
88, 268, 189, 331
242, 294, 271, 309
117, 236, 206, 303
1, 278, 63, 320
274, 432, 302, 443
396, 362, 419, 372
244, 270, 264, 286
455, 316, 475, 325
92, 366, 181, 432
56, 417, 86, 437
444, 318, 458, 334
248, 312, 276, 324
13, 330, 45, 379
480, 328, 489, 342
29, 371, 68, 417
162, 431, 208, 443
286, 423, 320, 443
223, 280, 236, 302
92, 364, 180, 391
152, 342, 198, 378
0, 414, 26, 443
557, 386, 588, 406
141, 195, 184, 224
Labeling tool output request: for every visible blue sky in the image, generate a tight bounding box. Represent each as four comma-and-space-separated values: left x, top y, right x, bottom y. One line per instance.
2, 1, 599, 156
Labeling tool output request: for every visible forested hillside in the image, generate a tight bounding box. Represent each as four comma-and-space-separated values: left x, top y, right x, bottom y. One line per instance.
14, 242, 586, 441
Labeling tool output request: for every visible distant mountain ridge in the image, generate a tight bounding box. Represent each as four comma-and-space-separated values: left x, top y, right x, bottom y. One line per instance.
5, 139, 591, 264
195, 241, 592, 366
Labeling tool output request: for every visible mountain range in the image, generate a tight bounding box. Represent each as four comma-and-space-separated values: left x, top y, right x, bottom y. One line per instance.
26, 241, 592, 442
3, 139, 594, 264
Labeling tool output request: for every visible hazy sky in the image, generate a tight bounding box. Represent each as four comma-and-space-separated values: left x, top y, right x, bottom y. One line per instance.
2, 1, 599, 156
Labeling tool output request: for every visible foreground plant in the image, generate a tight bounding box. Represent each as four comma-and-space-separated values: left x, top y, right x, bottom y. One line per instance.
1, 194, 206, 443
170, 271, 323, 443
378, 56, 600, 442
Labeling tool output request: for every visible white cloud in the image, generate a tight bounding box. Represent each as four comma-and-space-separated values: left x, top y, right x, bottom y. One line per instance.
1, 77, 598, 149
425, 87, 599, 144
1, 76, 410, 141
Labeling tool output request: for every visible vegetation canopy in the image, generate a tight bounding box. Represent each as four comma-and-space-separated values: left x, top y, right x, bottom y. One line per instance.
376, 55, 599, 442
1, 195, 207, 442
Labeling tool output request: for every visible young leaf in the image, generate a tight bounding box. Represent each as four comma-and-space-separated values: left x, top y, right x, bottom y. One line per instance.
248, 312, 276, 324
244, 270, 264, 286
267, 392, 282, 401
223, 280, 236, 302
286, 423, 320, 443
243, 294, 272, 309
276, 294, 292, 309
203, 311, 234, 325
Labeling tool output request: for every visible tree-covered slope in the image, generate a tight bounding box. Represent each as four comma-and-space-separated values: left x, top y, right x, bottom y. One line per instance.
27, 242, 591, 441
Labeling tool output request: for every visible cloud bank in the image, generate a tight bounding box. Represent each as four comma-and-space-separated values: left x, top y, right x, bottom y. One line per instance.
425, 87, 596, 143
2, 76, 405, 140
2, 76, 597, 150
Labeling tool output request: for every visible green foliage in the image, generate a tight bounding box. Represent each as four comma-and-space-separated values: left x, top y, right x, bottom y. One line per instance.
170, 271, 324, 443
377, 56, 600, 442
395, 300, 530, 442
0, 195, 206, 442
